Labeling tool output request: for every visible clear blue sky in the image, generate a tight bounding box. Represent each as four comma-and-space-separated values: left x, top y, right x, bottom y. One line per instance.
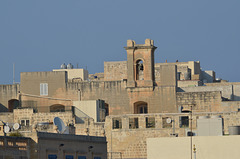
0, 0, 239, 84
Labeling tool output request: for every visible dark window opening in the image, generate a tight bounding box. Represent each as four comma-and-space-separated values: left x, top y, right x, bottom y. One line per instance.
26, 120, 30, 126
112, 118, 122, 129
134, 101, 148, 114
146, 117, 155, 128
180, 116, 189, 128
187, 131, 195, 136
48, 154, 57, 159
66, 155, 74, 159
129, 118, 139, 129
20, 119, 30, 127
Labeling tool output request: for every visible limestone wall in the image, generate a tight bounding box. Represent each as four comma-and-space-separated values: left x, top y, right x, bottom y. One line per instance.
0, 112, 14, 123
179, 85, 233, 100
38, 132, 107, 159
206, 82, 240, 101
105, 112, 240, 159
10, 108, 106, 138
104, 61, 127, 81
148, 136, 240, 159
20, 71, 73, 107
89, 72, 104, 81
104, 114, 193, 159
20, 71, 67, 98
67, 80, 177, 114
177, 80, 202, 87
0, 84, 19, 111
220, 101, 240, 112
155, 61, 201, 81
0, 136, 36, 159
177, 91, 222, 112
155, 64, 177, 86
75, 118, 105, 137
53, 68, 89, 81
20, 94, 73, 110
13, 108, 74, 134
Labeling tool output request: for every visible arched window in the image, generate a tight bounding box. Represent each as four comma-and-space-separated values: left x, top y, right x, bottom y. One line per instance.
8, 99, 20, 112
134, 101, 148, 114
50, 104, 65, 112
136, 60, 144, 80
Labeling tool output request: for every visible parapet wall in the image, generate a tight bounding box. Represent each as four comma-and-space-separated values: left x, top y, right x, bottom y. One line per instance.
177, 91, 222, 112
105, 111, 240, 159
0, 84, 19, 111
179, 85, 233, 100
67, 80, 177, 114
104, 61, 127, 81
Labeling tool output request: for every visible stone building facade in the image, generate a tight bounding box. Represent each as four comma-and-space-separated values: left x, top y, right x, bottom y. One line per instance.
0, 131, 107, 159
2, 107, 240, 159
0, 39, 239, 116
1, 39, 240, 159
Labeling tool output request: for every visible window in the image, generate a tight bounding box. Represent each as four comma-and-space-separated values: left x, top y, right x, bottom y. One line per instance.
146, 117, 155, 128
78, 156, 86, 159
180, 116, 189, 128
94, 157, 101, 159
112, 118, 122, 129
65, 155, 74, 159
26, 120, 30, 126
187, 131, 195, 136
162, 117, 172, 128
40, 83, 48, 96
129, 118, 139, 129
48, 154, 57, 159
134, 101, 148, 114
138, 105, 147, 114
20, 119, 30, 127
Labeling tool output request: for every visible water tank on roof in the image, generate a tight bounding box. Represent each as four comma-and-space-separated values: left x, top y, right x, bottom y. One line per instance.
61, 63, 67, 69
67, 63, 73, 69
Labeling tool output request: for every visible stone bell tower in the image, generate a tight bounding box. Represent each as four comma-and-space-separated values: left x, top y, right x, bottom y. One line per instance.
124, 39, 157, 87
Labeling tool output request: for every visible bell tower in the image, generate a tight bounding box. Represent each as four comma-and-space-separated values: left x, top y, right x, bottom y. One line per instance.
124, 39, 157, 87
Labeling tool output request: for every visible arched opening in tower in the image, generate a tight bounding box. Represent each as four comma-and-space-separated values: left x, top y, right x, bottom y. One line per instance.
136, 60, 144, 80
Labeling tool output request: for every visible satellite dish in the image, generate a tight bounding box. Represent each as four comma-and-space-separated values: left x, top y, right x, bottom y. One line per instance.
4, 125, 10, 133
53, 117, 66, 133
64, 127, 69, 134
166, 118, 172, 124
13, 123, 20, 130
